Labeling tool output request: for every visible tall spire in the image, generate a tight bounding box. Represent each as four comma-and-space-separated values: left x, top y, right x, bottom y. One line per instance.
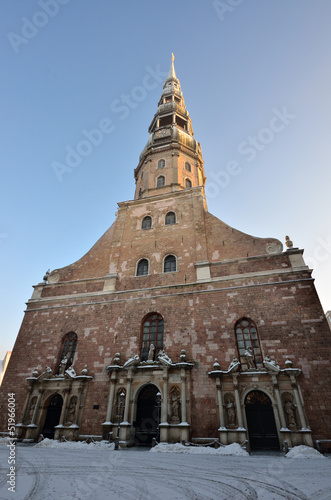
134, 57, 206, 203
167, 53, 177, 80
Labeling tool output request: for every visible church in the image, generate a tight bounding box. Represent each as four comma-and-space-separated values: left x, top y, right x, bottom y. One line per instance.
1, 56, 330, 451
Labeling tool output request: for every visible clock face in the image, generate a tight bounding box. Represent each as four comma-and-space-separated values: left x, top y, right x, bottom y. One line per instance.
155, 128, 171, 139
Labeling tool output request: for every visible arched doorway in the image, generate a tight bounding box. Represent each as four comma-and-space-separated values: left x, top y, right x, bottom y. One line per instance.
134, 385, 160, 446
42, 394, 63, 439
245, 390, 280, 450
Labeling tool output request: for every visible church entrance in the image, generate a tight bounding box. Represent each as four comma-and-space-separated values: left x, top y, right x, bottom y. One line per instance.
134, 385, 160, 446
42, 394, 63, 439
245, 390, 280, 450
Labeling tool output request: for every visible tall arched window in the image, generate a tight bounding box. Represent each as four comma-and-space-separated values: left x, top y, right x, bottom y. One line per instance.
185, 162, 191, 172
164, 254, 176, 273
57, 332, 77, 373
158, 159, 165, 169
157, 175, 165, 187
137, 258, 149, 276
235, 318, 263, 368
141, 313, 164, 361
142, 216, 152, 229
165, 212, 176, 225
185, 178, 192, 188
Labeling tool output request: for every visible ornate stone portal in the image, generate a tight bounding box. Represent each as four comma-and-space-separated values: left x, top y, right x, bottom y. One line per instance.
102, 349, 193, 446
16, 365, 92, 442
208, 355, 313, 450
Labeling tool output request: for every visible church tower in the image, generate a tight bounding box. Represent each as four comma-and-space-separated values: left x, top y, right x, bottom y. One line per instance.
134, 55, 206, 203
1, 57, 330, 451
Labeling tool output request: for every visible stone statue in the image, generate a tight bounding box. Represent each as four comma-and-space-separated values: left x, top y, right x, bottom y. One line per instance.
43, 269, 50, 283
284, 401, 297, 427
58, 357, 67, 376
244, 348, 255, 369
158, 350, 172, 365
170, 388, 181, 423
148, 343, 155, 361
28, 397, 37, 422
226, 403, 236, 426
65, 396, 77, 425
123, 354, 140, 368
228, 356, 240, 373
285, 235, 293, 249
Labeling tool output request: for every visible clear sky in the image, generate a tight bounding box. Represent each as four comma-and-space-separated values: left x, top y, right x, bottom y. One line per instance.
1, 1, 331, 360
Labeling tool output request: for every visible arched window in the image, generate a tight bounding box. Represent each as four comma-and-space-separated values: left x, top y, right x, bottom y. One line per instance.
57, 332, 77, 373
142, 216, 152, 229
157, 159, 165, 169
165, 212, 176, 225
164, 254, 176, 273
185, 178, 192, 189
185, 162, 191, 172
235, 318, 263, 368
141, 313, 164, 361
137, 258, 149, 276
157, 175, 165, 187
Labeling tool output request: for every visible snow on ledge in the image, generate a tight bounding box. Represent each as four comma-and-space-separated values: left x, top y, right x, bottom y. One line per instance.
285, 445, 326, 459
150, 442, 249, 456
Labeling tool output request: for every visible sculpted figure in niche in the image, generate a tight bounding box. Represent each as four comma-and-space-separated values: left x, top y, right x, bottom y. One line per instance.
284, 401, 297, 427
27, 397, 37, 423
65, 396, 77, 425
148, 343, 155, 361
226, 403, 236, 426
244, 348, 255, 370
170, 388, 181, 423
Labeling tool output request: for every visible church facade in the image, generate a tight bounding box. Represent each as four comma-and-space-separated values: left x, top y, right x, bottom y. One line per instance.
1, 58, 330, 450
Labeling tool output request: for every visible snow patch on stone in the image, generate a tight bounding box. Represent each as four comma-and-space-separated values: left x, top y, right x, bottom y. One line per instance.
286, 445, 325, 459
150, 442, 249, 456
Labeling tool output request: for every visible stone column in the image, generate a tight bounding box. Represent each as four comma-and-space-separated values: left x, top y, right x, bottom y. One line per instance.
181, 368, 187, 423
272, 375, 287, 429
24, 389, 44, 441
161, 367, 169, 423
31, 389, 43, 425
58, 389, 70, 427
123, 368, 133, 423
105, 371, 117, 424
159, 367, 169, 443
233, 375, 244, 428
291, 378, 308, 429
21, 386, 33, 424
216, 377, 225, 428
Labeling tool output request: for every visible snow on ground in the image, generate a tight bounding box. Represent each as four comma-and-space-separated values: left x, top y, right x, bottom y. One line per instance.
286, 445, 326, 459
0, 443, 330, 500
150, 442, 249, 456
35, 438, 115, 449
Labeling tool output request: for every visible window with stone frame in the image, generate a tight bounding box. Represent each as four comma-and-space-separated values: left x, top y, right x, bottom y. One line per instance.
185, 162, 191, 172
185, 178, 192, 188
164, 254, 176, 273
157, 175, 165, 187
57, 332, 77, 373
235, 318, 263, 368
157, 159, 165, 169
141, 215, 152, 229
141, 313, 164, 361
137, 258, 149, 276
165, 211, 176, 225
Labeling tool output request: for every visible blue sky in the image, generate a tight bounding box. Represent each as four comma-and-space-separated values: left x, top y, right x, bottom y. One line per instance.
1, 0, 331, 360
